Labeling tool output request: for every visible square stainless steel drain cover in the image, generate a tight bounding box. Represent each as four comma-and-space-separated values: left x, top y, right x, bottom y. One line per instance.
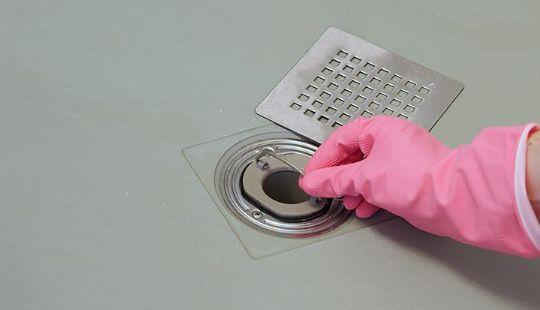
256, 27, 464, 143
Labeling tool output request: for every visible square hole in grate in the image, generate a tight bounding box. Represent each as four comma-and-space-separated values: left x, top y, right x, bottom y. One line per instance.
397, 89, 409, 98
391, 74, 402, 83
383, 107, 394, 115
376, 93, 388, 101
328, 82, 339, 91
361, 110, 373, 118
341, 89, 353, 97
332, 122, 343, 128
290, 102, 302, 111
343, 65, 354, 73
322, 67, 333, 75
390, 98, 401, 107
405, 80, 416, 89
368, 101, 380, 110
356, 71, 368, 80
340, 113, 351, 121
404, 104, 416, 113
326, 107, 337, 114
378, 68, 389, 77
304, 109, 315, 117
298, 94, 309, 101
355, 95, 366, 103
370, 77, 382, 85
320, 91, 331, 99
363, 86, 374, 94
335, 74, 347, 82
364, 62, 375, 70
351, 56, 362, 64
329, 59, 341, 67
398, 114, 408, 120
318, 115, 330, 123
347, 104, 359, 112
419, 86, 430, 95
312, 100, 323, 108
384, 83, 395, 92
411, 95, 423, 104
349, 80, 361, 88
337, 50, 348, 58
306, 85, 317, 93
314, 76, 325, 84
334, 97, 345, 106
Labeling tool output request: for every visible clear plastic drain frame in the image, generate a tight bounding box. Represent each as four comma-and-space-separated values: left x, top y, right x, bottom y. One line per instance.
182, 125, 393, 259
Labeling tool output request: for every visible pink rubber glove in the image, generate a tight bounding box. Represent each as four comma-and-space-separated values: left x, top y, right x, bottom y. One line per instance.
299, 116, 540, 258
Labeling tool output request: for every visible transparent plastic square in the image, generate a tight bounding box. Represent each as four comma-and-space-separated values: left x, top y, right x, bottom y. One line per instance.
182, 125, 393, 259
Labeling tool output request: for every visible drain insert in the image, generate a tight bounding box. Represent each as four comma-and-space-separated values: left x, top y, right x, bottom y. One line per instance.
242, 153, 328, 220
214, 132, 351, 237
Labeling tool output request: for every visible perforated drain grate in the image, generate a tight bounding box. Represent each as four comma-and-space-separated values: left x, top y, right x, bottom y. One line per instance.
256, 27, 464, 143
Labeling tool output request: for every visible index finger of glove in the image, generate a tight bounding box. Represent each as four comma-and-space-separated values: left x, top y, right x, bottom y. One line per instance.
304, 118, 368, 174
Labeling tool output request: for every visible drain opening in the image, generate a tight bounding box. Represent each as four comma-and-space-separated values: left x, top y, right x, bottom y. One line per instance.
262, 171, 308, 204
215, 132, 352, 238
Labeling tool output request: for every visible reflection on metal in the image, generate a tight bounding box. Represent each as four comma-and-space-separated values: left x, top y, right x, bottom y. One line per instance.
214, 132, 351, 237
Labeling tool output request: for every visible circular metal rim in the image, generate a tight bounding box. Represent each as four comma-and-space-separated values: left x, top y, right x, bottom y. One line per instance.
214, 131, 352, 238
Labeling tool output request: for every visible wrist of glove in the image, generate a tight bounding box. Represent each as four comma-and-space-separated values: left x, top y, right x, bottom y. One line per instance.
527, 130, 540, 217
299, 116, 540, 258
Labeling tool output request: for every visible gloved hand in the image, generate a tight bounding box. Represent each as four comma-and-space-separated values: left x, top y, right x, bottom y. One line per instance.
299, 116, 540, 258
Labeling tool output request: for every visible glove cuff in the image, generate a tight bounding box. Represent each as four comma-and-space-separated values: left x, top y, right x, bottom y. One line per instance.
514, 123, 540, 254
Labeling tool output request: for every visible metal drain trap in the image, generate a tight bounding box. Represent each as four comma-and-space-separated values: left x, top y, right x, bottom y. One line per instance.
214, 132, 352, 237
256, 27, 463, 143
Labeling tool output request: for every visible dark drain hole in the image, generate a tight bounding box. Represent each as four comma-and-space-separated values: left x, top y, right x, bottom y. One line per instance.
262, 170, 309, 204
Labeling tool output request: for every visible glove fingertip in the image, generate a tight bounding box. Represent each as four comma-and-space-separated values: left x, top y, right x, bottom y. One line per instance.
355, 202, 380, 218
298, 173, 321, 197
342, 196, 362, 210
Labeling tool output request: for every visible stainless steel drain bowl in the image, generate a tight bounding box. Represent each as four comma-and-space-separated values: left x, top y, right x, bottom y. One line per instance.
256, 27, 464, 143
214, 132, 352, 237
